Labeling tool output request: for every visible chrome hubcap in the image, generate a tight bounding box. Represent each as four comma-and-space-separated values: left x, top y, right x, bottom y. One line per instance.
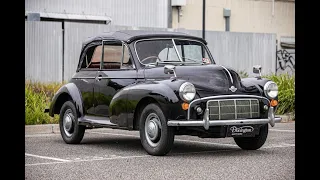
147, 120, 159, 141
63, 109, 74, 137
145, 113, 161, 147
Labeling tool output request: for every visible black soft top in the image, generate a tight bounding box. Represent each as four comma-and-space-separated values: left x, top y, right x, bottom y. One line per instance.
82, 30, 207, 48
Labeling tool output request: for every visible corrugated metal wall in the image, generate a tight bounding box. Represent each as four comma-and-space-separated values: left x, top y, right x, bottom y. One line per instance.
177, 29, 276, 75
25, 21, 277, 82
25, 21, 63, 82
25, 0, 168, 28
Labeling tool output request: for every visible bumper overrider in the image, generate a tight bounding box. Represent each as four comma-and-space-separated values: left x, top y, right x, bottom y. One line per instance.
167, 95, 282, 130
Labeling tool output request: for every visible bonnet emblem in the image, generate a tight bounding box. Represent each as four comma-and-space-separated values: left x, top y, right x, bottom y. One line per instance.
229, 86, 237, 92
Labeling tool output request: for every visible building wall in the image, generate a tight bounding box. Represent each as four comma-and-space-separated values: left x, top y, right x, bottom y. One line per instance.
25, 21, 63, 82
172, 0, 294, 41
25, 21, 276, 82
25, 0, 169, 28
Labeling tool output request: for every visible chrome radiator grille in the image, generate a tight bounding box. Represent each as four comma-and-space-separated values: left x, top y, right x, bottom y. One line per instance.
207, 99, 260, 120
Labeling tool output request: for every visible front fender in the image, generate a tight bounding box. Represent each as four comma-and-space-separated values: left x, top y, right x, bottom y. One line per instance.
241, 77, 270, 94
49, 83, 84, 117
118, 80, 186, 128
241, 77, 279, 103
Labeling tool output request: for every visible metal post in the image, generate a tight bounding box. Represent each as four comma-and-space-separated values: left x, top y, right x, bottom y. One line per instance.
225, 17, 230, 31
202, 0, 206, 40
62, 20, 65, 82
168, 0, 172, 28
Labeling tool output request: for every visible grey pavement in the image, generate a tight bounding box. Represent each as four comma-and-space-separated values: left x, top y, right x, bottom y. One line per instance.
25, 122, 295, 180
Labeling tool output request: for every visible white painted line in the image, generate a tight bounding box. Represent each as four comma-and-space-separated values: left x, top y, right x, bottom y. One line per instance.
25, 153, 71, 162
88, 131, 238, 147
25, 154, 149, 167
25, 144, 295, 167
269, 129, 295, 133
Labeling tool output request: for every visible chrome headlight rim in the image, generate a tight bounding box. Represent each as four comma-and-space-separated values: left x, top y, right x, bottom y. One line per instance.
264, 81, 278, 99
179, 82, 196, 102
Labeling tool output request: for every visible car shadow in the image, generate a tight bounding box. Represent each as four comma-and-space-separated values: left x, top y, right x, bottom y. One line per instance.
69, 135, 270, 157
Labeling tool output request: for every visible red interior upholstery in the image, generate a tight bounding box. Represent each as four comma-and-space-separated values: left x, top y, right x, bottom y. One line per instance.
103, 63, 121, 69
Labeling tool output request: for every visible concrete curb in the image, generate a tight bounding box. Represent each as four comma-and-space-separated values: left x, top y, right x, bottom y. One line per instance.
25, 115, 294, 134
25, 124, 60, 134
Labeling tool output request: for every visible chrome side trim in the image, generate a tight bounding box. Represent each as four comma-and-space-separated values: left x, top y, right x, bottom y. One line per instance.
72, 77, 138, 79
72, 77, 96, 79
218, 65, 233, 84
187, 95, 270, 120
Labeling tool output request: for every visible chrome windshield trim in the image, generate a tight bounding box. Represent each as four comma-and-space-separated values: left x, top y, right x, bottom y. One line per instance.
172, 38, 183, 62
187, 95, 270, 120
218, 65, 233, 84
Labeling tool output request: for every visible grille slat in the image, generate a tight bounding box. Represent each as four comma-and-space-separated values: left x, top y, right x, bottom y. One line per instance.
207, 99, 260, 120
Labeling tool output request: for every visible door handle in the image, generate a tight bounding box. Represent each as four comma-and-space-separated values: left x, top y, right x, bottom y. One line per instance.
95, 75, 103, 81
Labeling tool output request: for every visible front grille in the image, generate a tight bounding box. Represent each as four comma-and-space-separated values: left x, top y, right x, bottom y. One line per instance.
207, 99, 260, 120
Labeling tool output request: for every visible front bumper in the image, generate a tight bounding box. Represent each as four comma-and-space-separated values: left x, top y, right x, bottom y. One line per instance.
167, 106, 282, 130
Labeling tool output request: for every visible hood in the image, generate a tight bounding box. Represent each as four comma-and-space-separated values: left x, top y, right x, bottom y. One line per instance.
144, 64, 242, 97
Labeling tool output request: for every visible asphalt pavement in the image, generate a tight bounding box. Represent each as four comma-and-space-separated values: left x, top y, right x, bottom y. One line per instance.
25, 122, 295, 180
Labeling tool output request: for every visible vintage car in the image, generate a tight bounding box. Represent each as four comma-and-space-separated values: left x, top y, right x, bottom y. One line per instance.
46, 30, 281, 156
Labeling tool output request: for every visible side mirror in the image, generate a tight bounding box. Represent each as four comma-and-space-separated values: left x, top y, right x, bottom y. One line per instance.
164, 65, 177, 80
253, 65, 262, 79
164, 65, 175, 74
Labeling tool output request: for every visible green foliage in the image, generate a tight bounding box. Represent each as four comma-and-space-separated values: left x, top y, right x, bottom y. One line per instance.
264, 73, 295, 116
25, 81, 64, 125
237, 70, 249, 78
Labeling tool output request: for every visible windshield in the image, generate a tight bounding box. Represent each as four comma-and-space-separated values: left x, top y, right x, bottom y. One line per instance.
135, 39, 214, 66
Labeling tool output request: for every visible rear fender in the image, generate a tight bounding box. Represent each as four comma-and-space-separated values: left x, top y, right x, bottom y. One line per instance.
49, 83, 84, 117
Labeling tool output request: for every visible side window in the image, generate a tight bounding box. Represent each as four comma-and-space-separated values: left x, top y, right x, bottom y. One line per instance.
102, 43, 134, 70
80, 45, 102, 69
121, 45, 135, 69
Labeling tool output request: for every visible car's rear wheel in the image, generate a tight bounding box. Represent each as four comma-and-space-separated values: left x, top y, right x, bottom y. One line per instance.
233, 124, 268, 150
59, 100, 85, 144
139, 103, 175, 156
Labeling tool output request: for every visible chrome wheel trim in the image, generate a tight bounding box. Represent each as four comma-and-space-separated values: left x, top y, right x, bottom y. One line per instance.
63, 109, 74, 137
145, 113, 162, 147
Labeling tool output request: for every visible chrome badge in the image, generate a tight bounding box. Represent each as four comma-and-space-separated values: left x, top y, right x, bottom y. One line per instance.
229, 86, 237, 92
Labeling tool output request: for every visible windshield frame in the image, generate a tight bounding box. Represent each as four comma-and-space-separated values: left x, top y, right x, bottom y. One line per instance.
134, 38, 216, 66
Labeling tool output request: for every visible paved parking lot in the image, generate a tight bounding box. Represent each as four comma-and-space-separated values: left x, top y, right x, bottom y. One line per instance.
25, 122, 295, 180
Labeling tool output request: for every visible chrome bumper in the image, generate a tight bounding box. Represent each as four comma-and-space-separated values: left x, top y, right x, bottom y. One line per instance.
167, 107, 282, 130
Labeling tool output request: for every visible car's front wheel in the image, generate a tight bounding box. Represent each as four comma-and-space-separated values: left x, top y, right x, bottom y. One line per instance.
59, 100, 85, 144
139, 103, 175, 156
233, 124, 268, 150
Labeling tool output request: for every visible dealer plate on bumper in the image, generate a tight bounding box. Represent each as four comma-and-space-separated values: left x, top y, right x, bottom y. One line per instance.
226, 125, 260, 137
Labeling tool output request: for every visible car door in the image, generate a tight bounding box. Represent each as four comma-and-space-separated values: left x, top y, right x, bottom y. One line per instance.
71, 42, 101, 115
93, 40, 137, 122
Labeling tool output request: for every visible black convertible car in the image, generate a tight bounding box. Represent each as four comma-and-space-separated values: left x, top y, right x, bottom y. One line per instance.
46, 30, 281, 156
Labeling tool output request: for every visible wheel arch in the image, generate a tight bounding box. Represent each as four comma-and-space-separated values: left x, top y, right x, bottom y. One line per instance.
49, 83, 84, 118
133, 96, 163, 130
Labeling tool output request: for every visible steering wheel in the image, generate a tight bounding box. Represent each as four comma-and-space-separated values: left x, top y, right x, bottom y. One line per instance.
140, 56, 161, 64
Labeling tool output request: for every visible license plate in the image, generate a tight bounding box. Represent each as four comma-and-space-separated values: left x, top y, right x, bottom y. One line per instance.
226, 125, 257, 137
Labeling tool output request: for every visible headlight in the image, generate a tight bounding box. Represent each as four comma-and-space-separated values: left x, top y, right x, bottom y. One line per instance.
179, 82, 196, 102
264, 81, 278, 99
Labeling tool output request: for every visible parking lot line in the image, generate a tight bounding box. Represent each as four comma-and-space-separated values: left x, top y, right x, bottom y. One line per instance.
25, 153, 71, 162
25, 154, 150, 167
25, 143, 294, 167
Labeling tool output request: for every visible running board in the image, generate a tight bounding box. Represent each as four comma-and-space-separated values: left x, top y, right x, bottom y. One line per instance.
79, 115, 118, 128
